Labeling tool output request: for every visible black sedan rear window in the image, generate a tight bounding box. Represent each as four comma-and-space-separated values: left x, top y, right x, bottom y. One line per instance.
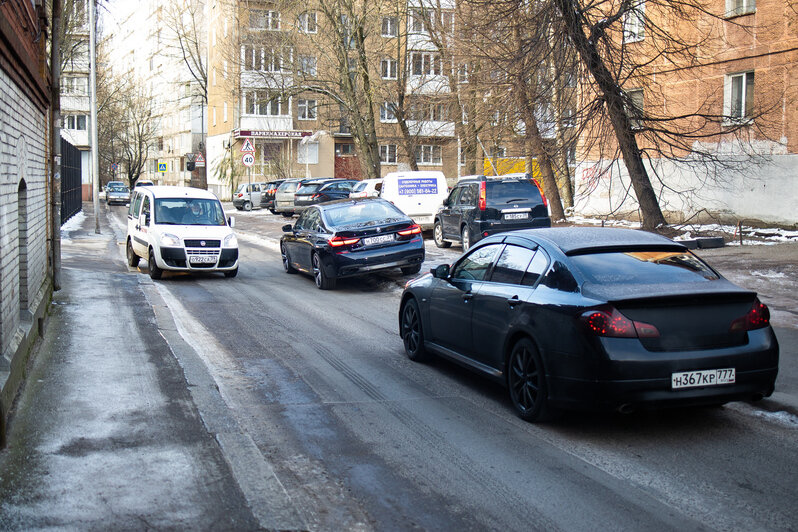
324, 201, 406, 228
571, 251, 720, 285
487, 180, 542, 204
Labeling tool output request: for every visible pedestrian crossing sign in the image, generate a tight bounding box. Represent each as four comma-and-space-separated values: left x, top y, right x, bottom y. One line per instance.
158, 162, 167, 173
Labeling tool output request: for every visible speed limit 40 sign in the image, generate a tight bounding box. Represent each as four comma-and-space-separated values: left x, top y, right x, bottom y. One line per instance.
242, 153, 255, 167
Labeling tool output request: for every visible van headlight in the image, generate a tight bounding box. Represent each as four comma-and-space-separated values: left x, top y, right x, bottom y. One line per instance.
224, 233, 238, 247
160, 233, 180, 247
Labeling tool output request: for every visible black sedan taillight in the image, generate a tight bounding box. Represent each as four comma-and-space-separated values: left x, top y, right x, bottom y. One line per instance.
580, 305, 660, 338
729, 298, 770, 332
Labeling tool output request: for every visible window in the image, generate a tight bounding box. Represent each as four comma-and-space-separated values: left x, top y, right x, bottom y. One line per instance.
457, 63, 469, 84
340, 15, 356, 49
379, 144, 397, 164
241, 45, 291, 72
459, 146, 466, 166
62, 76, 88, 95
452, 244, 501, 281
458, 184, 476, 206
726, 0, 755, 16
223, 101, 228, 122
382, 16, 397, 37
298, 12, 317, 33
251, 9, 280, 30
440, 12, 454, 34
409, 10, 425, 33
298, 99, 317, 120
336, 143, 355, 155
415, 145, 442, 165
298, 55, 317, 76
380, 102, 397, 122
381, 58, 398, 79
223, 60, 228, 78
490, 245, 537, 285
411, 52, 442, 76
65, 114, 88, 130
563, 108, 576, 128
725, 71, 754, 122
623, 0, 645, 43
522, 250, 549, 287
489, 146, 506, 158
245, 91, 289, 116
625, 89, 645, 129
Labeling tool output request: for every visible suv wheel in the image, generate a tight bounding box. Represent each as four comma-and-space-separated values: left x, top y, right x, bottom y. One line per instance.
461, 226, 472, 252
433, 221, 451, 248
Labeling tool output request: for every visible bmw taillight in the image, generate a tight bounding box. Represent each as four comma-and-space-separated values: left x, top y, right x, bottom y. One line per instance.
580, 306, 660, 338
329, 236, 360, 247
531, 178, 548, 208
397, 224, 422, 236
478, 181, 486, 211
729, 298, 770, 332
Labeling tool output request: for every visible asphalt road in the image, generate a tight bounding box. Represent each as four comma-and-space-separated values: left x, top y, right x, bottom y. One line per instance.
94, 204, 798, 531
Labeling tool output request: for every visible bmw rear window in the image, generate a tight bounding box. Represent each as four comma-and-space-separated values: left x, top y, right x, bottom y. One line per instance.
487, 180, 542, 204
570, 251, 720, 285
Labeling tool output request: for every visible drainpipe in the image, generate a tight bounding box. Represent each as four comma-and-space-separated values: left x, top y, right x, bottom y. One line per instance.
51, 0, 62, 290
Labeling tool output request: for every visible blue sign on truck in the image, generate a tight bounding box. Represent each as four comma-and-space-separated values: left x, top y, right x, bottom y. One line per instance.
398, 178, 438, 196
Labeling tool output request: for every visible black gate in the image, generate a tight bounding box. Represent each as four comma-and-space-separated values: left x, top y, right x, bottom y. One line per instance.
61, 137, 82, 225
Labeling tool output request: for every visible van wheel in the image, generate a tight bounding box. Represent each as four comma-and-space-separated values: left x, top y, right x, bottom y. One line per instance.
433, 221, 451, 248
243, 201, 252, 211
224, 267, 238, 278
126, 239, 139, 267
148, 248, 163, 280
461, 226, 472, 252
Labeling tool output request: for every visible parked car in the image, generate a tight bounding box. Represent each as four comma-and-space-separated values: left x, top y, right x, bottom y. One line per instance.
399, 227, 779, 422
106, 184, 130, 205
126, 186, 239, 279
273, 178, 307, 217
349, 178, 383, 199
293, 179, 358, 212
233, 182, 266, 211
135, 180, 155, 187
105, 180, 126, 191
280, 198, 425, 289
259, 179, 286, 213
434, 174, 551, 251
379, 171, 450, 230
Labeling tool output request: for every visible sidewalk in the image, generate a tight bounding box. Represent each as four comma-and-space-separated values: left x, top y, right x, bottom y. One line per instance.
0, 204, 259, 530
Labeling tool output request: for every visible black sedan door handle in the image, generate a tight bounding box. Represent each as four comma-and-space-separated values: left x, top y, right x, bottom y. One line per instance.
462, 292, 473, 302
507, 295, 521, 307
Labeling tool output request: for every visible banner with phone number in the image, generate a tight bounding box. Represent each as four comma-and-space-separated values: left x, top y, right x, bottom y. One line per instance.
398, 178, 438, 195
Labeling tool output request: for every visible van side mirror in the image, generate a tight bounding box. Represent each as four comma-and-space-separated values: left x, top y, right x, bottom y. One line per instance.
228, 216, 235, 228
432, 264, 450, 279
282, 224, 293, 233
140, 212, 149, 227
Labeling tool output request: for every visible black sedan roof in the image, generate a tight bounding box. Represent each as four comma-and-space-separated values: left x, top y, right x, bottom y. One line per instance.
507, 227, 685, 256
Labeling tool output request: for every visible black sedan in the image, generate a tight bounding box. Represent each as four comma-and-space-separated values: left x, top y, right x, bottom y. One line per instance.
293, 179, 358, 213
399, 227, 779, 422
281, 198, 425, 289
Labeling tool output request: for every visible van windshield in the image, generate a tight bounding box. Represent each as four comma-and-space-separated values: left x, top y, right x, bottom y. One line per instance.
154, 198, 227, 226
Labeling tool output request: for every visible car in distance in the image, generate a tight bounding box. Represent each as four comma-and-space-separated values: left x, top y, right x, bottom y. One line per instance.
349, 178, 383, 199
106, 184, 130, 205
280, 198, 425, 289
135, 180, 155, 187
434, 174, 551, 251
274, 178, 306, 218
126, 186, 239, 279
293, 178, 358, 213
233, 182, 266, 211
399, 227, 778, 422
260, 179, 286, 213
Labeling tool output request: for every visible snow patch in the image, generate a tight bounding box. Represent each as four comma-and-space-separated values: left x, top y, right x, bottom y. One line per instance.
750, 270, 787, 279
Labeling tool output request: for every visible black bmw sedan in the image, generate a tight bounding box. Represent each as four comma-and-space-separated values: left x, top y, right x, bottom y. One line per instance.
280, 198, 425, 289
399, 227, 779, 422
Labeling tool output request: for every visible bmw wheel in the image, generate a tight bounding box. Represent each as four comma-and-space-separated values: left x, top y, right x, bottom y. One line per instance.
281, 243, 297, 274
312, 253, 336, 290
507, 338, 555, 422
400, 298, 428, 362
433, 221, 451, 248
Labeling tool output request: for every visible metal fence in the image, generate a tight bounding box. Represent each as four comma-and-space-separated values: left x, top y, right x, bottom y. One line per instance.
61, 137, 82, 225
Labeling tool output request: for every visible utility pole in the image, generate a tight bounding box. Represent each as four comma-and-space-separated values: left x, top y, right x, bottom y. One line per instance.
50, 0, 62, 290
89, 0, 100, 233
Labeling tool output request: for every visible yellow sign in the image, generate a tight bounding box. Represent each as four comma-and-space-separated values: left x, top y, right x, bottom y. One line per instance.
158, 162, 168, 173
483, 157, 541, 179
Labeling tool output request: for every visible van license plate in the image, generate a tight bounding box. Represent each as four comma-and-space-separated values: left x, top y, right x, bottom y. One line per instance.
504, 213, 528, 220
363, 234, 394, 246
672, 368, 735, 389
190, 255, 217, 264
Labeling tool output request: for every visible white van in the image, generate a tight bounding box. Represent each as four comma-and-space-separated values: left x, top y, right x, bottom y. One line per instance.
126, 186, 239, 279
379, 171, 449, 230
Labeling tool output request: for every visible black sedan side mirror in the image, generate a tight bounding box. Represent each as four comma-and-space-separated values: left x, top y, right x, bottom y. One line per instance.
432, 264, 450, 279
282, 224, 293, 232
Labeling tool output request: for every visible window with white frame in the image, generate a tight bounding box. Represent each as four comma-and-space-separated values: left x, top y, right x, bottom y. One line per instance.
298, 12, 317, 33
410, 101, 447, 121
726, 0, 755, 16
340, 15, 356, 49
411, 52, 441, 76
381, 58, 398, 79
440, 12, 455, 34
64, 114, 88, 130
409, 10, 425, 33
456, 63, 469, 84
562, 108, 576, 128
382, 16, 397, 37
241, 45, 291, 72
298, 99, 317, 120
724, 71, 754, 122
298, 55, 317, 76
459, 145, 466, 166
380, 102, 397, 122
625, 89, 645, 129
245, 91, 289, 116
380, 144, 397, 164
251, 9, 280, 30
623, 0, 645, 43
415, 145, 442, 165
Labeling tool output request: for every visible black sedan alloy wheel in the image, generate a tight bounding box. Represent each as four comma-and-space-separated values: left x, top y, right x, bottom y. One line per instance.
281, 243, 296, 274
401, 299, 428, 361
312, 253, 336, 290
507, 339, 553, 422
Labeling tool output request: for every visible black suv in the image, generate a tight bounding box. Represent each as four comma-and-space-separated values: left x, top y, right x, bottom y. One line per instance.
433, 174, 551, 250
260, 179, 286, 213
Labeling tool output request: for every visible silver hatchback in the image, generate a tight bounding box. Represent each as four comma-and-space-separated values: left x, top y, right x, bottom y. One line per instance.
273, 178, 306, 218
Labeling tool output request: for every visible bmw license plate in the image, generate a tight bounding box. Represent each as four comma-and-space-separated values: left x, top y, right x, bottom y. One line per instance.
189, 255, 216, 264
671, 368, 735, 389
504, 213, 529, 220
363, 234, 394, 246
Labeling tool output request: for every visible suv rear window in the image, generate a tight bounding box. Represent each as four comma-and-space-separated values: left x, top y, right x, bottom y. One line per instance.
487, 180, 542, 204
571, 251, 720, 285
297, 183, 323, 194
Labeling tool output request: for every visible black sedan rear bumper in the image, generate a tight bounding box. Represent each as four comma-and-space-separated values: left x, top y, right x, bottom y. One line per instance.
547, 328, 779, 412
322, 238, 425, 278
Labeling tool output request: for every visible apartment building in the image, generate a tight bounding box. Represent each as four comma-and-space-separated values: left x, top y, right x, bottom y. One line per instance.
574, 0, 798, 225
